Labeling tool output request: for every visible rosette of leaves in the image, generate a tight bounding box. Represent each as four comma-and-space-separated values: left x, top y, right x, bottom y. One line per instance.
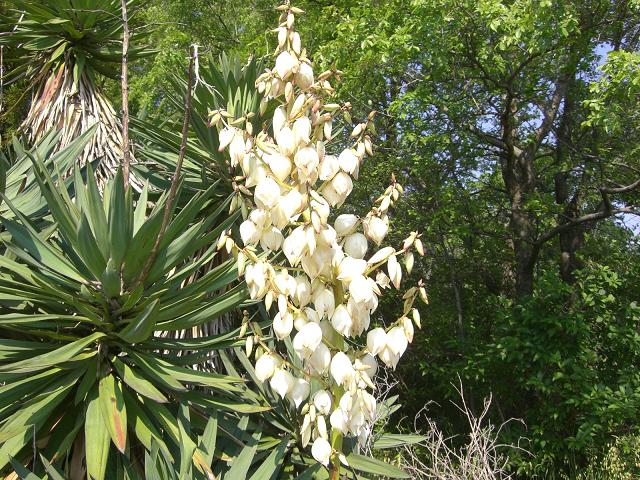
0, 140, 264, 478
132, 53, 273, 195
0, 0, 152, 187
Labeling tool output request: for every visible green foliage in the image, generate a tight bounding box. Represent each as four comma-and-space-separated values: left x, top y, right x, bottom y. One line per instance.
462, 263, 640, 477
0, 0, 151, 86
0, 132, 262, 477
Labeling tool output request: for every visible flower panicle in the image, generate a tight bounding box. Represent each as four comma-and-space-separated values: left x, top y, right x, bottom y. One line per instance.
212, 1, 426, 469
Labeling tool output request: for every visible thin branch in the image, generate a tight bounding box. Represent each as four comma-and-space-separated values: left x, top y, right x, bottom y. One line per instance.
133, 47, 196, 289
120, 0, 131, 187
600, 178, 640, 194
535, 206, 638, 249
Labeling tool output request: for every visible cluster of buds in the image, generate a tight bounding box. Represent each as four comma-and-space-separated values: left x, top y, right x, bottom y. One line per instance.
213, 1, 426, 471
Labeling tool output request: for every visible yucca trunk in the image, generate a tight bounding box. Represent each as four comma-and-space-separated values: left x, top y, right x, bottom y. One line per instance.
22, 62, 139, 189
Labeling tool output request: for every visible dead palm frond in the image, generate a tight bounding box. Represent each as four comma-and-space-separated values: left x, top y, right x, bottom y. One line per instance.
0, 0, 152, 188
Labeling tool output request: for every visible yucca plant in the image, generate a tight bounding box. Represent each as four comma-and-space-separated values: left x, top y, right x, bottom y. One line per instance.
132, 53, 272, 195
0, 133, 271, 478
0, 0, 151, 188
0, 128, 95, 226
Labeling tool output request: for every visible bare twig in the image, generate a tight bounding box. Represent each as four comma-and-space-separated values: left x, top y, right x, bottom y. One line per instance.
133, 47, 196, 288
120, 0, 131, 187
396, 378, 528, 480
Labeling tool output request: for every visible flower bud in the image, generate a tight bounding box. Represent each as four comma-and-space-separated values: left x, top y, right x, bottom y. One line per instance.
273, 106, 287, 136
387, 254, 402, 289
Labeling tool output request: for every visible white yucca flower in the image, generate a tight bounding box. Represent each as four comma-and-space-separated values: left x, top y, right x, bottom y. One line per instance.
214, 2, 425, 470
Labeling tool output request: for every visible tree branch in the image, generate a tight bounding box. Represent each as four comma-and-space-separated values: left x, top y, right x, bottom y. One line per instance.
120, 0, 131, 188
133, 47, 196, 289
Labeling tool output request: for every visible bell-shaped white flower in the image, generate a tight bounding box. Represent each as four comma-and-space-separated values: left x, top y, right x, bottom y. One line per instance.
330, 408, 348, 434
288, 377, 310, 407
283, 226, 306, 266
330, 352, 354, 386
324, 172, 353, 207
338, 148, 359, 174
366, 327, 388, 356
245, 262, 268, 299
363, 215, 389, 246
313, 286, 335, 319
275, 126, 296, 157
272, 189, 303, 229
260, 226, 284, 252
294, 275, 312, 307
273, 311, 294, 339
274, 269, 295, 296
295, 62, 314, 90
343, 233, 368, 259
294, 146, 320, 182
255, 177, 281, 210
243, 154, 267, 188
360, 353, 378, 378
273, 106, 287, 136
313, 390, 333, 415
293, 117, 312, 146
319, 154, 339, 181
348, 275, 374, 305
378, 345, 400, 370
387, 255, 402, 289
240, 219, 260, 246
275, 51, 297, 79
293, 321, 323, 361
330, 304, 353, 337
308, 341, 331, 373
218, 126, 237, 151
299, 321, 322, 350
270, 368, 294, 398
255, 352, 278, 382
266, 153, 292, 182
311, 437, 332, 466
334, 214, 359, 237
337, 256, 368, 284
387, 326, 408, 357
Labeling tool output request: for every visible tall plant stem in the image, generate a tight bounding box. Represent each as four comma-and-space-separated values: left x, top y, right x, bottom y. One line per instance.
133, 47, 195, 289
120, 0, 131, 188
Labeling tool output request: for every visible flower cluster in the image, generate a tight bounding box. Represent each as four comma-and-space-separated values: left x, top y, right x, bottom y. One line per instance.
213, 1, 427, 471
